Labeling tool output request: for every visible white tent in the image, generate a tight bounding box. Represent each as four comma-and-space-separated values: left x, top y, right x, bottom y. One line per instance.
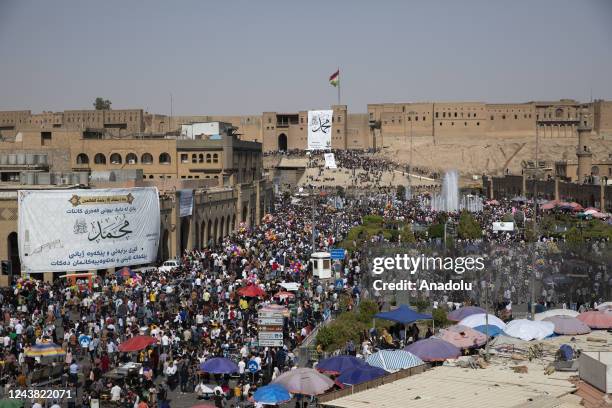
504, 319, 554, 341
458, 313, 507, 331
534, 309, 579, 320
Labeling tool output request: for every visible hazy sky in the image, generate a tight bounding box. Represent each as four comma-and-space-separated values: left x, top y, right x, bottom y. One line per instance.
1, 0, 611, 115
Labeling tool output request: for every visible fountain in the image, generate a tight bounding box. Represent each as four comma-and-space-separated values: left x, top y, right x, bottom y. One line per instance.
427, 170, 483, 213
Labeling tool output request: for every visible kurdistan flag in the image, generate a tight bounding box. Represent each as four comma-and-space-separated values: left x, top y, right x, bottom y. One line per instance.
329, 69, 339, 87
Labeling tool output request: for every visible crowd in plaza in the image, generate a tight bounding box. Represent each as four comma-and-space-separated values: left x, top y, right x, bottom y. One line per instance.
0, 151, 608, 408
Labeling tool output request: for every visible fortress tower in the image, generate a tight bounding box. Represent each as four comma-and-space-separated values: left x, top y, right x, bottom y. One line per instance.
575, 115, 593, 184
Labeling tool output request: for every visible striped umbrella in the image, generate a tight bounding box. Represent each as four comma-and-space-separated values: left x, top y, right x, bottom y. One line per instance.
366, 350, 423, 373
25, 341, 66, 358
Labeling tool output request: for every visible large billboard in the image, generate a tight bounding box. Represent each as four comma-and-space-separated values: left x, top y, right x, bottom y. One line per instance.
18, 187, 160, 273
307, 110, 333, 150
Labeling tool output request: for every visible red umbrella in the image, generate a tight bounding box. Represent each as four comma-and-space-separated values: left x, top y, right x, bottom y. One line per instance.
274, 291, 295, 300
577, 310, 612, 329
569, 202, 583, 211
118, 335, 157, 352
238, 284, 266, 298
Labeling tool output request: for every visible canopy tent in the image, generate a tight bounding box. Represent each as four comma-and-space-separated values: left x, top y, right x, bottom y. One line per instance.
577, 310, 612, 329
543, 315, 591, 335
199, 357, 239, 374
253, 384, 292, 405
458, 313, 507, 331
504, 319, 554, 341
374, 304, 432, 324
118, 335, 157, 352
337, 365, 388, 386
365, 350, 423, 373
405, 338, 461, 362
24, 341, 66, 358
273, 368, 335, 395
436, 325, 487, 349
534, 309, 579, 321
447, 306, 486, 322
316, 355, 368, 375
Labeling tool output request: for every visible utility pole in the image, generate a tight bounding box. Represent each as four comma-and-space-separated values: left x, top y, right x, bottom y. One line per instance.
312, 186, 316, 252
530, 123, 539, 320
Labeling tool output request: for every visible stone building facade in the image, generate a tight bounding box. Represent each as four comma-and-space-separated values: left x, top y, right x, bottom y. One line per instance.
1, 99, 611, 152
0, 128, 272, 285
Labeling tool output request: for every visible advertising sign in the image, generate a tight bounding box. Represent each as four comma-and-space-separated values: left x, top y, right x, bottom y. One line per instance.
307, 110, 333, 150
257, 339, 284, 347
179, 189, 193, 217
18, 188, 160, 273
258, 332, 283, 340
257, 317, 284, 325
493, 222, 514, 232
330, 248, 345, 260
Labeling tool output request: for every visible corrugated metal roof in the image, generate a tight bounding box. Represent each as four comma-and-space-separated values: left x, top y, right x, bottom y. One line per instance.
322, 361, 577, 408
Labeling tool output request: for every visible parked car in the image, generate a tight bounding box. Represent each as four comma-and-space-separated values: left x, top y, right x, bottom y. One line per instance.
158, 259, 180, 273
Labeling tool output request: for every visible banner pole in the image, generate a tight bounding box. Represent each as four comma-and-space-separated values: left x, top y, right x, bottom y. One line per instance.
337, 68, 341, 105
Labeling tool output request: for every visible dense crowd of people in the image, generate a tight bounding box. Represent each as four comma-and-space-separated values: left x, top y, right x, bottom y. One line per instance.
0, 151, 608, 407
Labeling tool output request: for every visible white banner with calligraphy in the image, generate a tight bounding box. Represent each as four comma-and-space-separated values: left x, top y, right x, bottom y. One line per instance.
324, 153, 337, 169
18, 187, 160, 273
307, 110, 333, 150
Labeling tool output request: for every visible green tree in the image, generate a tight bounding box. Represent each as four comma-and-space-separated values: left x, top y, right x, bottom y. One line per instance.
457, 211, 482, 239
93, 97, 112, 110
432, 308, 449, 328
396, 185, 406, 201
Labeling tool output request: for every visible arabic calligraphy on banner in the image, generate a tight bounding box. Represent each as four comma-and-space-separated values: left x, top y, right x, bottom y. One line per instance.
18, 187, 160, 273
307, 110, 333, 150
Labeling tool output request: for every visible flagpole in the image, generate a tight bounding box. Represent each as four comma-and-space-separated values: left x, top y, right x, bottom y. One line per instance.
337, 68, 341, 105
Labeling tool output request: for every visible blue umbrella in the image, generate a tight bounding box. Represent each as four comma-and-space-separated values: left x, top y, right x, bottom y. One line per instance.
253, 384, 291, 405
337, 365, 387, 386
316, 355, 368, 374
199, 357, 239, 374
473, 324, 503, 337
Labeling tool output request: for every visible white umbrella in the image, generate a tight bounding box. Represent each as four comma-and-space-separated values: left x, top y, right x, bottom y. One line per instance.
366, 350, 423, 373
596, 302, 612, 311
505, 319, 554, 341
272, 368, 334, 396
534, 309, 579, 320
458, 313, 507, 331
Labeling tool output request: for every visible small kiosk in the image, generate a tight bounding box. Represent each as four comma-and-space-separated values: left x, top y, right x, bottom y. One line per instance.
310, 252, 332, 279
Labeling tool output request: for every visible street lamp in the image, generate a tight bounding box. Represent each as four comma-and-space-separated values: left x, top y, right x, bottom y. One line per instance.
408, 111, 417, 198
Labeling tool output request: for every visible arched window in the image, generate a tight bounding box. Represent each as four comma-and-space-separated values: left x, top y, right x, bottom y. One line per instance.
591, 166, 599, 176
198, 154, 204, 163
126, 153, 138, 164
94, 153, 106, 164
159, 153, 171, 164
141, 153, 153, 164
212, 153, 219, 163
110, 153, 122, 164
206, 154, 212, 163
192, 154, 197, 163
555, 108, 564, 118
76, 153, 89, 165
